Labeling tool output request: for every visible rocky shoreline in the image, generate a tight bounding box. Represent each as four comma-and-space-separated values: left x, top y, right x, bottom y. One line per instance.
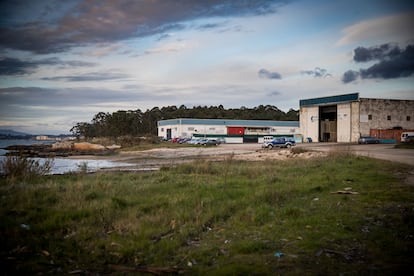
2, 142, 121, 158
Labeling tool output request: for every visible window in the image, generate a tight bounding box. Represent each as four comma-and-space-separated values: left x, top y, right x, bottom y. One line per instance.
209, 127, 215, 130
188, 127, 194, 131
161, 128, 164, 132
407, 116, 411, 121
368, 114, 372, 120
387, 115, 391, 121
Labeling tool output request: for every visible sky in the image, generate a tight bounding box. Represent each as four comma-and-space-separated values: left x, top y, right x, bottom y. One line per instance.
0, 0, 413, 135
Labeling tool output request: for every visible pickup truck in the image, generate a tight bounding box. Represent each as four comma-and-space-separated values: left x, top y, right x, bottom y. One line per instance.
262, 137, 295, 149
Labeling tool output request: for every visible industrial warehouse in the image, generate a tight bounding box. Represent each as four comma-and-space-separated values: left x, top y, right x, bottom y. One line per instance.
158, 93, 414, 143
300, 93, 414, 143
157, 118, 300, 143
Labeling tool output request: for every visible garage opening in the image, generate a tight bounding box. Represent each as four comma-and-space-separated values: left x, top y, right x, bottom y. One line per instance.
243, 135, 258, 143
319, 105, 337, 142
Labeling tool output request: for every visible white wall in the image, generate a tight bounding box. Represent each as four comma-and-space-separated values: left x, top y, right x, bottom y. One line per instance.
158, 123, 227, 138
337, 103, 351, 142
300, 106, 319, 142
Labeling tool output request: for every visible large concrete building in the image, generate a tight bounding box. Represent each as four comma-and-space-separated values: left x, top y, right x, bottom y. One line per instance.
300, 93, 414, 143
158, 118, 300, 143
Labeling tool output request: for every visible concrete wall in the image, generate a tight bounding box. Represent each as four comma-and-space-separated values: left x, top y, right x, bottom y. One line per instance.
337, 103, 351, 142
359, 98, 414, 136
351, 101, 361, 142
299, 106, 319, 142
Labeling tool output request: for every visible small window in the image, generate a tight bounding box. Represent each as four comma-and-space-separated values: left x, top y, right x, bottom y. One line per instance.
368, 114, 372, 120
387, 115, 391, 121
161, 128, 164, 132
407, 116, 411, 121
188, 127, 194, 131
209, 127, 215, 130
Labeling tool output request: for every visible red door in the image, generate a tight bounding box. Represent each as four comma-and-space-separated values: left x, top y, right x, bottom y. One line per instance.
227, 127, 245, 135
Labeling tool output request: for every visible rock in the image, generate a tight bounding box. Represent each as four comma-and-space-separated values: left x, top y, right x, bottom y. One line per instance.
73, 142, 106, 151
106, 144, 121, 150
52, 141, 73, 150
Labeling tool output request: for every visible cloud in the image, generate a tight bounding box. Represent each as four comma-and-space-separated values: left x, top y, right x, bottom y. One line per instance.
0, 0, 287, 54
258, 68, 282, 79
41, 72, 129, 82
353, 44, 401, 62
337, 11, 414, 46
0, 57, 96, 76
342, 70, 360, 83
301, 67, 332, 78
342, 44, 414, 83
196, 22, 226, 30
144, 41, 188, 55
267, 91, 282, 96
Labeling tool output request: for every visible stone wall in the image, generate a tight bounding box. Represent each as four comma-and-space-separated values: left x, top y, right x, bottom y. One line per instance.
359, 98, 414, 136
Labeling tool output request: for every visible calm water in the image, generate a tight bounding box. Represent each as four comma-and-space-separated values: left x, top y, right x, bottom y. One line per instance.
0, 139, 133, 174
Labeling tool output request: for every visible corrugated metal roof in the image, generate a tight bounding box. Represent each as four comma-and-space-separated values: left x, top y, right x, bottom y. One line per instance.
300, 93, 359, 107
158, 118, 299, 127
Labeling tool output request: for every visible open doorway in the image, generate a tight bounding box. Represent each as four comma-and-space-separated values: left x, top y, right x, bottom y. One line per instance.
319, 105, 337, 142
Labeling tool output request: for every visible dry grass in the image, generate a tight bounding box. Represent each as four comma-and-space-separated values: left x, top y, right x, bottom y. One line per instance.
1, 153, 413, 274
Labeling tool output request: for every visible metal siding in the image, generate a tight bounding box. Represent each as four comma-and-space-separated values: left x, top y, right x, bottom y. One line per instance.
300, 93, 359, 107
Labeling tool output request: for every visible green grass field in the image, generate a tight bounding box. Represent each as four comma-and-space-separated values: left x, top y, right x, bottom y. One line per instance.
1, 153, 413, 274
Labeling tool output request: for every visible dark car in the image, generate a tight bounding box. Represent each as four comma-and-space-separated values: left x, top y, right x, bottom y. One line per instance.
200, 139, 219, 146
358, 136, 380, 144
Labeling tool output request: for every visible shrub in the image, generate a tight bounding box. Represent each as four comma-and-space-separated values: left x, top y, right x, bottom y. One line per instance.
0, 155, 53, 183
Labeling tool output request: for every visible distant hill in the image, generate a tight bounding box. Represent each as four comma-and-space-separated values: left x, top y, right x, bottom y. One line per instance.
0, 129, 32, 137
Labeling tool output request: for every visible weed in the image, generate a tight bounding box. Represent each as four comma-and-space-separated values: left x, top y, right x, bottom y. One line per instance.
0, 155, 53, 183
291, 147, 309, 154
76, 161, 89, 174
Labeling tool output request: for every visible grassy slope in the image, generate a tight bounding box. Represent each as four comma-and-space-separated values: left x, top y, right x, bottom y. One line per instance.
1, 153, 413, 275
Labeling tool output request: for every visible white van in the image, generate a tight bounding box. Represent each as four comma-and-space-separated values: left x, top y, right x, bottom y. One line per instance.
401, 132, 414, 142
263, 136, 274, 143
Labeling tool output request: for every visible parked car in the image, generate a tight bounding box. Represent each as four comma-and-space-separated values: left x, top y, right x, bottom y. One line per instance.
187, 138, 201, 144
401, 132, 414, 143
402, 136, 414, 143
200, 139, 219, 146
262, 137, 295, 149
178, 137, 191, 144
358, 136, 380, 144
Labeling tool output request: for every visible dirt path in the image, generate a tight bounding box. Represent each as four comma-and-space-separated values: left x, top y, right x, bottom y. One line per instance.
67, 143, 413, 173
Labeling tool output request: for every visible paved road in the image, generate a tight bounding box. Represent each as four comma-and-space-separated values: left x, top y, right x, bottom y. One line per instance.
298, 143, 414, 166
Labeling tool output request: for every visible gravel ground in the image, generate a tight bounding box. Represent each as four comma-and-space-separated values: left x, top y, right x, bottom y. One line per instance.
66, 142, 413, 173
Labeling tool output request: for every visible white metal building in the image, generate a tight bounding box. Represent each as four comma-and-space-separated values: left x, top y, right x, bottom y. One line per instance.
158, 118, 300, 143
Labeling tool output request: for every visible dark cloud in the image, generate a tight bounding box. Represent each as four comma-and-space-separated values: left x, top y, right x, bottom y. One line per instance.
0, 57, 96, 76
258, 68, 282, 79
301, 67, 332, 78
353, 44, 401, 62
0, 0, 287, 54
157, 33, 173, 41
41, 72, 128, 82
197, 22, 225, 30
342, 70, 360, 83
343, 44, 414, 83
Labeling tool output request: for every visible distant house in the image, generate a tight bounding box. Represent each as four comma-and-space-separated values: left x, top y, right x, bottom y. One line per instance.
157, 118, 300, 143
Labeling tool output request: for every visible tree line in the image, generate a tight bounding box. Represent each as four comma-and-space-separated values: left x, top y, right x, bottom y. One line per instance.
70, 105, 299, 138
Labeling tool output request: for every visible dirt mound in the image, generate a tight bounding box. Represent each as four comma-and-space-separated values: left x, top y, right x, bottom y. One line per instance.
232, 149, 327, 161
